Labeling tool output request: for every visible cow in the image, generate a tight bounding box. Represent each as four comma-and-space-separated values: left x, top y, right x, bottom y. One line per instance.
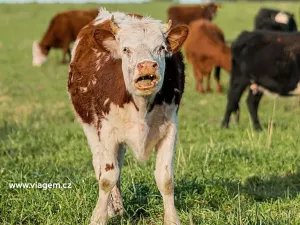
168, 2, 221, 26
32, 9, 99, 66
68, 8, 188, 225
221, 30, 300, 131
254, 8, 297, 32
184, 19, 231, 93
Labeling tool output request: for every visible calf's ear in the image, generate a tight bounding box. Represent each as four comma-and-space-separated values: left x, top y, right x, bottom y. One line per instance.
167, 25, 189, 53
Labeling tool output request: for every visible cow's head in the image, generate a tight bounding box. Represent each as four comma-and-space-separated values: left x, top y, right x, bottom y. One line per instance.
94, 16, 188, 96
203, 3, 221, 20
32, 41, 47, 67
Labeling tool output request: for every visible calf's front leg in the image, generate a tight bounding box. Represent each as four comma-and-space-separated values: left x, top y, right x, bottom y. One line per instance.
83, 125, 120, 225
155, 122, 180, 225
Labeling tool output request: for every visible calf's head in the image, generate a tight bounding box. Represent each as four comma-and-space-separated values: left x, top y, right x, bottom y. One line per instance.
94, 16, 188, 96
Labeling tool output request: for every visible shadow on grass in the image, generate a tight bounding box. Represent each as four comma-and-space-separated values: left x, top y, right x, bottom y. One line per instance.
218, 170, 300, 201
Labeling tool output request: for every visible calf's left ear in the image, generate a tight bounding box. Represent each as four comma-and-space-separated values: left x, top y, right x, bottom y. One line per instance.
167, 25, 189, 53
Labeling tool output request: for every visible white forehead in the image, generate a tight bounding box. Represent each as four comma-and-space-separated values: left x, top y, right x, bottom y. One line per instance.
95, 8, 166, 49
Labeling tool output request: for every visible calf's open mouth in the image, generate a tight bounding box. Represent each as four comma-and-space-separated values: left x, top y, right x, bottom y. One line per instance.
134, 74, 159, 90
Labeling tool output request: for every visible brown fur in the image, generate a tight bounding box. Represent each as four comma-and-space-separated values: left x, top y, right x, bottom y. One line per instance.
105, 163, 115, 171
68, 17, 186, 133
39, 9, 99, 63
168, 3, 220, 26
184, 19, 231, 93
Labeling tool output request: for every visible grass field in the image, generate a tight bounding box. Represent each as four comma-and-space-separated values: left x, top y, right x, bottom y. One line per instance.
1, 2, 300, 225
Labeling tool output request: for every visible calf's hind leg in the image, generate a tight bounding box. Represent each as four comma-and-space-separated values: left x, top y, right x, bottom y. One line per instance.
246, 89, 263, 131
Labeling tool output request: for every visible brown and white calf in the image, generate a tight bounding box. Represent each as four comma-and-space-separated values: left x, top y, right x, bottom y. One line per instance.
68, 8, 188, 225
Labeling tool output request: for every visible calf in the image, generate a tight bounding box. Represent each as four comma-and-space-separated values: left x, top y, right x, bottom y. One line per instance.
255, 8, 297, 32
184, 19, 231, 93
168, 3, 221, 26
68, 8, 188, 225
32, 9, 99, 66
221, 30, 300, 130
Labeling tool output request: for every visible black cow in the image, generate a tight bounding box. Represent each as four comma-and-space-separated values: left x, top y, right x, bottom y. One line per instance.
221, 30, 300, 130
255, 8, 297, 32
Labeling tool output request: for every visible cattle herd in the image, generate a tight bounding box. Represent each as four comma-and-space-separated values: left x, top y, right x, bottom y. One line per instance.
31, 3, 299, 225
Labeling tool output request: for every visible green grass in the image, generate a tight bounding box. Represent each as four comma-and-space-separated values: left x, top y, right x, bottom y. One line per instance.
1, 2, 300, 225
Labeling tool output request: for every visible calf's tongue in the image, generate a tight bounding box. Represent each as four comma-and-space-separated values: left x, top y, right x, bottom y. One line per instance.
138, 79, 152, 86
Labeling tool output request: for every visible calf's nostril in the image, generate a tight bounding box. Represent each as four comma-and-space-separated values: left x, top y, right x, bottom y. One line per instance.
152, 62, 158, 68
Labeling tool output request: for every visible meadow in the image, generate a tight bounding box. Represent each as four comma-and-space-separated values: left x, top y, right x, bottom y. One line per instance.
1, 2, 300, 224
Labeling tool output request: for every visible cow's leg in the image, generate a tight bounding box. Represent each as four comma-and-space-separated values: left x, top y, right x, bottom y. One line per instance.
206, 71, 213, 93
221, 78, 248, 128
194, 68, 204, 93
83, 125, 120, 225
214, 66, 222, 93
108, 146, 126, 217
246, 89, 263, 131
155, 122, 180, 225
61, 41, 71, 64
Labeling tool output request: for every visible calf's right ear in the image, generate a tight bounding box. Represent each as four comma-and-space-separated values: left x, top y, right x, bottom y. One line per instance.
93, 28, 120, 59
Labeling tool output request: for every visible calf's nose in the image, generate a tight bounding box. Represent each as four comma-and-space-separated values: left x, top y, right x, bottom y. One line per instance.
137, 61, 158, 74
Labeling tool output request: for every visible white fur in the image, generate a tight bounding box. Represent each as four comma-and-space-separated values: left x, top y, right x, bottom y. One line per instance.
83, 98, 179, 225
275, 12, 289, 24
71, 38, 81, 62
32, 41, 47, 67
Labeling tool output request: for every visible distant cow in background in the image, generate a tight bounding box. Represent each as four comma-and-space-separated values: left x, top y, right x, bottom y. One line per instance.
32, 9, 99, 66
255, 8, 297, 32
222, 30, 300, 130
168, 3, 221, 26
184, 19, 231, 93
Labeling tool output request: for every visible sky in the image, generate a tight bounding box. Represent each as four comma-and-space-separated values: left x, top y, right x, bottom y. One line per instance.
0, 0, 151, 3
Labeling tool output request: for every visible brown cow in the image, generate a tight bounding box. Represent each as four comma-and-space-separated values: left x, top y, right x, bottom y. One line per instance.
68, 8, 188, 225
184, 19, 231, 93
32, 9, 99, 66
168, 2, 221, 26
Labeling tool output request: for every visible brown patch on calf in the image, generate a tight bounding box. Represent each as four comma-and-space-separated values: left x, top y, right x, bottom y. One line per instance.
105, 163, 114, 171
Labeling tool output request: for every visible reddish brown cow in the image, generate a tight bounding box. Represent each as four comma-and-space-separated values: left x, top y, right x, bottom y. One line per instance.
32, 9, 99, 66
168, 2, 221, 26
68, 8, 188, 225
184, 19, 231, 93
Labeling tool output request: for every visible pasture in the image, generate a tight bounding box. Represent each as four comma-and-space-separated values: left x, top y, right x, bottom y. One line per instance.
1, 2, 300, 224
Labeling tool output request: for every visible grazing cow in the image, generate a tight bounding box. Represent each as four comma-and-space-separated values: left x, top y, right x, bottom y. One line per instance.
255, 8, 297, 32
32, 9, 99, 66
184, 19, 231, 93
168, 3, 221, 26
68, 8, 188, 225
221, 30, 300, 130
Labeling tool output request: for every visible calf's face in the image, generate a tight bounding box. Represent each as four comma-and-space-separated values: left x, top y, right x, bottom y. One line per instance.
94, 17, 188, 96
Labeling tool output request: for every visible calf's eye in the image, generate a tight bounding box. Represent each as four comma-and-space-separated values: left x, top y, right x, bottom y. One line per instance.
123, 47, 131, 54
